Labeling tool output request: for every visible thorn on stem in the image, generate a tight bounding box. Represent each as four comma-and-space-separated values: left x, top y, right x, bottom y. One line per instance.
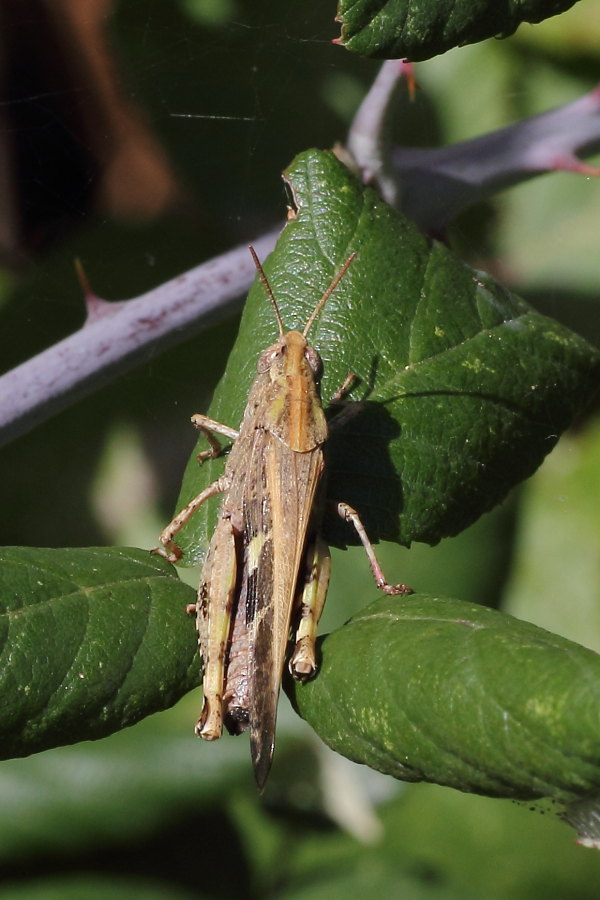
74, 258, 114, 323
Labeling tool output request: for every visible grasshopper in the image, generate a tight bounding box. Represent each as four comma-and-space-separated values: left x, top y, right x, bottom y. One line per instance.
155, 247, 411, 789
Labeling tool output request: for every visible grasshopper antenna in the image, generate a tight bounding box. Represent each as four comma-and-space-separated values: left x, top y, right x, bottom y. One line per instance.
249, 245, 285, 338
302, 252, 356, 337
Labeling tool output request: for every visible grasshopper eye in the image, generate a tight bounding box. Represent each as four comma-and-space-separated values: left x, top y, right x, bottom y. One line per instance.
305, 345, 323, 377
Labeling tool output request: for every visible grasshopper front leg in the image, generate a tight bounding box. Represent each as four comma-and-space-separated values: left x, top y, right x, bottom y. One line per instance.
190, 413, 239, 462
153, 476, 229, 562
153, 414, 238, 561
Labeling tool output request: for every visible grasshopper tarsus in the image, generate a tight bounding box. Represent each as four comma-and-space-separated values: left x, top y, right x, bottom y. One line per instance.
196, 702, 222, 741
290, 662, 317, 684
151, 541, 182, 564
378, 580, 414, 596
289, 638, 318, 681
197, 448, 217, 464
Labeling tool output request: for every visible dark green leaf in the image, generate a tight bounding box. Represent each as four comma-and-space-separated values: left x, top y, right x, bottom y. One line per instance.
288, 593, 600, 801
336, 0, 580, 60
173, 149, 600, 559
0, 547, 198, 758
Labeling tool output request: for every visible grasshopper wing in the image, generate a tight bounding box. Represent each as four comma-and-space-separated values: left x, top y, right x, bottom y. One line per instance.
248, 433, 325, 789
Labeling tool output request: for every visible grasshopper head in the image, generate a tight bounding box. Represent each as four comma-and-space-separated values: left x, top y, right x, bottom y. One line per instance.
257, 330, 323, 380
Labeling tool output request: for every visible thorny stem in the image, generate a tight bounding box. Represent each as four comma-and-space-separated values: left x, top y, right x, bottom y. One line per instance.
0, 230, 279, 446
2, 68, 600, 447
348, 61, 600, 230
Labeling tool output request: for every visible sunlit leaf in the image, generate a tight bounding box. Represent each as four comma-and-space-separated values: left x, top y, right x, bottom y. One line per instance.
289, 593, 600, 800
336, 0, 580, 60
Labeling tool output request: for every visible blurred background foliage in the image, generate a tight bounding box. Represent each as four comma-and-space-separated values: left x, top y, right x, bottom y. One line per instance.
0, 0, 599, 896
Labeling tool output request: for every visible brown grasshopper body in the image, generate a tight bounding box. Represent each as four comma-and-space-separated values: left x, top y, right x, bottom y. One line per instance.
155, 248, 410, 789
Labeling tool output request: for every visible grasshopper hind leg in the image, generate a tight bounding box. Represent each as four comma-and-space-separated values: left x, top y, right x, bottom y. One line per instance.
195, 517, 238, 742
290, 534, 331, 681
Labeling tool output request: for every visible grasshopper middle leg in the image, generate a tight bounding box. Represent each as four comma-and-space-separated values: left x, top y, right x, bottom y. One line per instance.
334, 501, 413, 596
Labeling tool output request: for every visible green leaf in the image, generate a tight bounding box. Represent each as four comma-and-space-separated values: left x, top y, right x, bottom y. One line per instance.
335, 0, 581, 61
0, 547, 198, 758
287, 593, 600, 801
173, 149, 600, 560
